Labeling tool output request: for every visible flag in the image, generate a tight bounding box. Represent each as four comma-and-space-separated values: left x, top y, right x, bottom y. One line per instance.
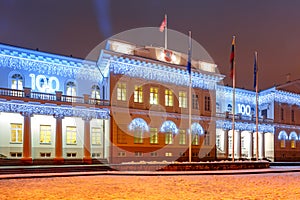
254, 52, 258, 88
187, 31, 192, 74
229, 36, 235, 79
159, 16, 167, 32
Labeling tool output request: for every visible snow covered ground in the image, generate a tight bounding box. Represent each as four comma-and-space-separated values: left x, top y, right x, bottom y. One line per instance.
0, 172, 299, 199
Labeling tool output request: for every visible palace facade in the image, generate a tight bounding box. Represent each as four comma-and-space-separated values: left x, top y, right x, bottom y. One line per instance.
0, 39, 299, 164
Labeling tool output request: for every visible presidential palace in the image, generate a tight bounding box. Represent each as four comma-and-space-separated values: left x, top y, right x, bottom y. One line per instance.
0, 39, 299, 164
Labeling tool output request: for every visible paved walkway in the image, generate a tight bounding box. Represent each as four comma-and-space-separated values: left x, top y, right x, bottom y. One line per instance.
1, 166, 300, 180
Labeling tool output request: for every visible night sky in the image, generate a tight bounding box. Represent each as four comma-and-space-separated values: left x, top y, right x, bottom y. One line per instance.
1, 0, 300, 91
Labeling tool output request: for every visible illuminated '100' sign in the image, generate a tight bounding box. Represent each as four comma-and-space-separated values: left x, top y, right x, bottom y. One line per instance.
237, 103, 251, 116
29, 73, 59, 93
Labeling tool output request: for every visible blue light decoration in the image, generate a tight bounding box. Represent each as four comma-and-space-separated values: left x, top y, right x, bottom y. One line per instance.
216, 85, 256, 107
101, 51, 224, 90
278, 131, 288, 140
128, 118, 149, 132
216, 120, 274, 133
191, 122, 204, 135
258, 87, 300, 107
0, 44, 101, 82
288, 131, 298, 140
160, 120, 178, 134
0, 99, 110, 119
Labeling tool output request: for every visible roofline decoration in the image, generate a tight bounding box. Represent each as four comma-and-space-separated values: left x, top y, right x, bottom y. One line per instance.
0, 44, 101, 82
105, 53, 224, 90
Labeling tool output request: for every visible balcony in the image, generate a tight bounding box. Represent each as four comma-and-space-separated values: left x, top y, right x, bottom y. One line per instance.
0, 87, 110, 106
216, 112, 273, 123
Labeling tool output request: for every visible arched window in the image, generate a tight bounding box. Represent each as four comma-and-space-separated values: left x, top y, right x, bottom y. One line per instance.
289, 131, 298, 149
191, 122, 204, 145
278, 131, 288, 148
66, 81, 76, 96
128, 118, 149, 144
91, 85, 100, 99
160, 120, 178, 145
11, 73, 23, 90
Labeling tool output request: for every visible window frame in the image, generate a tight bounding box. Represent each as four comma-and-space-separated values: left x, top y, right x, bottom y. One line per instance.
66, 126, 77, 145
134, 85, 143, 103
179, 91, 187, 108
117, 83, 127, 101
10, 123, 23, 143
165, 89, 173, 106
150, 87, 158, 105
40, 125, 52, 144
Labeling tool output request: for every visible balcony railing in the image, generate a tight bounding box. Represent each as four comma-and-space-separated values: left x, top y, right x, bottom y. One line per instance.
216, 112, 273, 123
0, 88, 24, 98
0, 87, 110, 106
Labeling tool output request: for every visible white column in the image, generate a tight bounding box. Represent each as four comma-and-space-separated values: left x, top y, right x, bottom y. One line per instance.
235, 130, 241, 159
248, 132, 253, 159
224, 130, 229, 158
259, 132, 265, 159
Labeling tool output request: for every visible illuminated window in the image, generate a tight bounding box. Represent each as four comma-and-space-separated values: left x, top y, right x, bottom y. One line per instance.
204, 131, 210, 145
179, 130, 186, 145
11, 124, 22, 143
165, 132, 173, 144
192, 94, 199, 109
278, 131, 288, 148
280, 140, 286, 148
289, 132, 298, 149
291, 140, 296, 148
11, 74, 23, 90
134, 85, 143, 103
117, 83, 126, 101
134, 129, 143, 144
66, 126, 77, 144
150, 87, 158, 105
66, 81, 76, 96
91, 85, 101, 99
205, 96, 211, 111
40, 125, 51, 144
179, 91, 187, 108
91, 127, 101, 145
165, 89, 173, 106
165, 152, 172, 157
192, 133, 199, 145
150, 128, 158, 144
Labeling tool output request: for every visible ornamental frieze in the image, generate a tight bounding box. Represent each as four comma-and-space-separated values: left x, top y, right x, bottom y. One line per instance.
0, 101, 110, 119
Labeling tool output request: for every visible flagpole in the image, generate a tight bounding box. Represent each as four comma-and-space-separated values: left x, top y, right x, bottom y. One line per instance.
255, 51, 259, 161
188, 31, 192, 163
165, 14, 167, 49
231, 36, 236, 162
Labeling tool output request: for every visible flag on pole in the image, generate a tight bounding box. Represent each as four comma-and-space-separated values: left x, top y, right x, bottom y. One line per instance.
187, 31, 192, 74
230, 36, 235, 79
159, 16, 167, 32
253, 52, 258, 88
